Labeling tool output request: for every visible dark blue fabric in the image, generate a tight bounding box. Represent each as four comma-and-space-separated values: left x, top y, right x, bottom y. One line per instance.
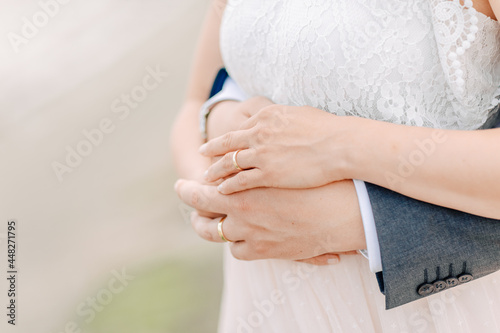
375, 271, 385, 294
209, 68, 229, 98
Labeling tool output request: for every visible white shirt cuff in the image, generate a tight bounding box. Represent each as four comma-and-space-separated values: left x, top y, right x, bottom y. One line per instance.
353, 179, 383, 273
199, 77, 249, 139
221, 77, 249, 101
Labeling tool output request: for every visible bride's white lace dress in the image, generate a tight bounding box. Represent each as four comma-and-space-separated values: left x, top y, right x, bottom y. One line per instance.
218, 0, 500, 332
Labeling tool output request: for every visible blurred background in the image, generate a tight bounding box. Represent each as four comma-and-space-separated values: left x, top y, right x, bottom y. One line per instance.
0, 1, 224, 332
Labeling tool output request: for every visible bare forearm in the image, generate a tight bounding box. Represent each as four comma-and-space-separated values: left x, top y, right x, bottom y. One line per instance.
170, 0, 226, 180
171, 101, 211, 181
347, 118, 500, 219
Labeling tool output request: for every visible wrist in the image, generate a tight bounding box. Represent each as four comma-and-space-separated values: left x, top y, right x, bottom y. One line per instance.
206, 100, 240, 140
199, 76, 248, 141
327, 116, 370, 181
324, 180, 367, 252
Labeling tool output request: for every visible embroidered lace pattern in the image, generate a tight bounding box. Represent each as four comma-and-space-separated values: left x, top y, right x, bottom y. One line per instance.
220, 0, 500, 130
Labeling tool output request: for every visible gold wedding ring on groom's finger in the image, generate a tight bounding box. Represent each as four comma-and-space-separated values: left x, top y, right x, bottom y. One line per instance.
232, 149, 244, 171
218, 216, 233, 242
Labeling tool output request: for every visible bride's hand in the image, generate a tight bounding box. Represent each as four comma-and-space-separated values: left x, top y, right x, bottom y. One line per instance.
200, 104, 358, 194
193, 96, 275, 218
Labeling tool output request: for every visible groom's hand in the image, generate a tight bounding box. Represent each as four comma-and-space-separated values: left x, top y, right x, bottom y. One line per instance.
175, 179, 367, 261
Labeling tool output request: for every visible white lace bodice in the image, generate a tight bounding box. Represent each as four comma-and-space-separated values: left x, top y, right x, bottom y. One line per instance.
220, 0, 500, 130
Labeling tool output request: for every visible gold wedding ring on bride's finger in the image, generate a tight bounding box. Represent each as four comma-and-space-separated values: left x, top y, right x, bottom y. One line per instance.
218, 216, 233, 242
232, 149, 244, 171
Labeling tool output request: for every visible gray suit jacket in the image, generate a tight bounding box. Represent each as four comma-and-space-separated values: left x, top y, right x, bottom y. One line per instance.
366, 183, 500, 309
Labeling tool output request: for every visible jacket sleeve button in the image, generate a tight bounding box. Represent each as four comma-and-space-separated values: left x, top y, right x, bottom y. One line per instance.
446, 277, 459, 287
417, 283, 435, 296
458, 274, 473, 283
433, 280, 448, 292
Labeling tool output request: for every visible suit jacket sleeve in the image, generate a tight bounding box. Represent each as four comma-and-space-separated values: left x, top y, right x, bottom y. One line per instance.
365, 182, 500, 309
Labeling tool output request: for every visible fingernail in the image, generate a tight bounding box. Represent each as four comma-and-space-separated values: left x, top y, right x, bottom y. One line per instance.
327, 257, 339, 265
174, 179, 182, 191
217, 183, 224, 193
199, 144, 207, 154
203, 170, 209, 180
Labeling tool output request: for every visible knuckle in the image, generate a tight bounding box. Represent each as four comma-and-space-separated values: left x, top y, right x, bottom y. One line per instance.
256, 145, 272, 160
205, 168, 215, 181
236, 173, 248, 187
191, 215, 215, 242
223, 154, 234, 170
201, 228, 214, 242
211, 156, 222, 167
257, 108, 272, 120
222, 133, 234, 149
259, 167, 276, 187
254, 126, 273, 144
230, 247, 250, 261
189, 190, 200, 207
